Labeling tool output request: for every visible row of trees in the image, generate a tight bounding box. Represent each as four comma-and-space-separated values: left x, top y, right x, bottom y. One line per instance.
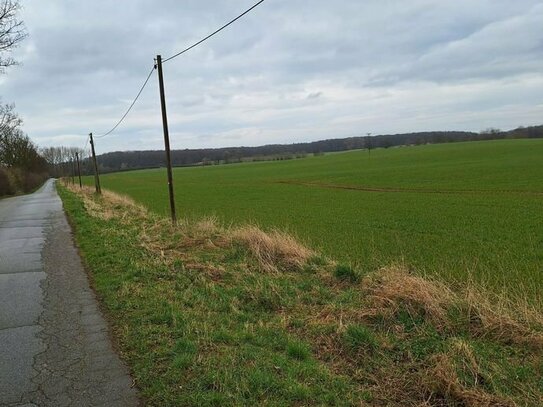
40, 146, 89, 178
0, 104, 49, 195
0, 103, 87, 195
92, 126, 543, 173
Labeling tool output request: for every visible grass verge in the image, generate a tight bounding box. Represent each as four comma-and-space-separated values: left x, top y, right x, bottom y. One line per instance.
58, 182, 543, 406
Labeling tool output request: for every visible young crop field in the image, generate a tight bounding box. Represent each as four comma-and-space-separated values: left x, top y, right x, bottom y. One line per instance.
84, 139, 543, 301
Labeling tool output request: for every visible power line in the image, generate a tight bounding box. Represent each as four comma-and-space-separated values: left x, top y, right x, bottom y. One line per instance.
163, 0, 266, 63
94, 65, 156, 139
87, 0, 266, 141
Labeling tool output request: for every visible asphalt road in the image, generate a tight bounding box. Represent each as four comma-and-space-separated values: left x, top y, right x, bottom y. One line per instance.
0, 180, 139, 406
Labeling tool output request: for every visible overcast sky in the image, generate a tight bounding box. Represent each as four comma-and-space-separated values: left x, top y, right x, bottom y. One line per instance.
1, 0, 542, 153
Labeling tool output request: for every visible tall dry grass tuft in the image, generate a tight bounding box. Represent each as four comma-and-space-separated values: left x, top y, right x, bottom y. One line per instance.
230, 225, 314, 272
427, 350, 514, 407
63, 182, 148, 222
361, 265, 543, 347
102, 189, 148, 216
184, 216, 224, 246
362, 265, 455, 329
465, 288, 543, 349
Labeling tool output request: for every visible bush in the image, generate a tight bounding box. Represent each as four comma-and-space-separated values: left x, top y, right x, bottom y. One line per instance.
0, 167, 47, 197
23, 171, 47, 192
0, 167, 14, 196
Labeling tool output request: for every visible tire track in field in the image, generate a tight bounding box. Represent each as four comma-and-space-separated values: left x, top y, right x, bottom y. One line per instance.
275, 180, 543, 196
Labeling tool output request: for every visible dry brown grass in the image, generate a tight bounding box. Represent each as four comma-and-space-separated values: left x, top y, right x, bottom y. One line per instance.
465, 288, 543, 349
183, 216, 229, 248
428, 350, 514, 407
362, 265, 455, 330
192, 216, 221, 237
230, 225, 314, 272
63, 182, 148, 221
362, 265, 543, 348
65, 183, 315, 275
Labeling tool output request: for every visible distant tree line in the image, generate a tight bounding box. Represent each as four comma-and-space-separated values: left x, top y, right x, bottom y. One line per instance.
40, 146, 89, 178
89, 126, 543, 174
0, 103, 49, 196
0, 120, 90, 196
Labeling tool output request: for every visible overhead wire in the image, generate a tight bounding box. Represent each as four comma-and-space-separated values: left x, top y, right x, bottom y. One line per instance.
162, 0, 266, 63
88, 0, 266, 141
94, 65, 156, 139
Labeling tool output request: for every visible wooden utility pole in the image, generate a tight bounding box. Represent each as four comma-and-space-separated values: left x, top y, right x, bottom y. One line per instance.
155, 55, 177, 225
89, 133, 102, 194
70, 159, 75, 184
75, 152, 82, 188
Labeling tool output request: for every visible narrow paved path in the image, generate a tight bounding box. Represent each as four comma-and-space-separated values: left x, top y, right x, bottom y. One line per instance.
0, 180, 139, 406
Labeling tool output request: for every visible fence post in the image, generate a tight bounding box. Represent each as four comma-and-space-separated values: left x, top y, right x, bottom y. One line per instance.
155, 55, 177, 225
89, 133, 102, 194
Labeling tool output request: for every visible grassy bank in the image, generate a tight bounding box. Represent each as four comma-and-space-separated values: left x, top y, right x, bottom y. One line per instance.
59, 182, 543, 406
82, 139, 543, 302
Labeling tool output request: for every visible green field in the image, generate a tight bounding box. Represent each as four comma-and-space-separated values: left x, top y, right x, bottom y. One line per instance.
86, 139, 543, 301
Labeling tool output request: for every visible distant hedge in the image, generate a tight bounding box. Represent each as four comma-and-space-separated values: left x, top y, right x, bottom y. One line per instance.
0, 167, 48, 197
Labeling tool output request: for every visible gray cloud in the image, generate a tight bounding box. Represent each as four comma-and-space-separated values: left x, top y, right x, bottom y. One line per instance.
0, 0, 541, 152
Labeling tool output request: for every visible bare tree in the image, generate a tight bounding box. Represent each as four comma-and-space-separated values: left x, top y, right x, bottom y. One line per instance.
0, 0, 26, 71
0, 102, 22, 133
0, 103, 23, 163
0, 128, 46, 171
40, 146, 89, 177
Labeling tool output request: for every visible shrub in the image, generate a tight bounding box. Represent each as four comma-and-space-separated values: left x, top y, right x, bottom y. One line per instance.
0, 167, 47, 196
0, 167, 14, 196
23, 171, 47, 192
